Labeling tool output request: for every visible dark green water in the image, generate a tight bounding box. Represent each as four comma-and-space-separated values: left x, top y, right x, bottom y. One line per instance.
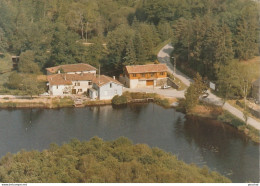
0, 103, 259, 182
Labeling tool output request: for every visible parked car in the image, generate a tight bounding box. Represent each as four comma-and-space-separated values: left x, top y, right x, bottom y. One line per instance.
201, 93, 209, 99
161, 84, 171, 89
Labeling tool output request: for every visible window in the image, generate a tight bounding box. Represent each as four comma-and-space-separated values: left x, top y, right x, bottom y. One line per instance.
110, 83, 112, 88
75, 83, 77, 86
132, 74, 136, 77
142, 74, 145, 77
78, 89, 82, 92
77, 82, 80, 86
56, 86, 58, 89
160, 72, 164, 75
88, 81, 92, 85
151, 73, 154, 77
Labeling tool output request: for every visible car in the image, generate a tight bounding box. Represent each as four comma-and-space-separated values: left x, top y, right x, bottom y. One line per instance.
39, 92, 50, 96
161, 84, 171, 89
201, 93, 209, 99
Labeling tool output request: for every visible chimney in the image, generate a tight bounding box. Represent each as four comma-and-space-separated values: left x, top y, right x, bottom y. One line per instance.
113, 76, 115, 80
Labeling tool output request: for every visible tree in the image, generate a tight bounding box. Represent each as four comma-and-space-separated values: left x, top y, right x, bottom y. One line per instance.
6, 72, 22, 90
234, 17, 258, 60
21, 75, 42, 97
184, 73, 207, 112
123, 39, 136, 66
0, 28, 8, 52
18, 50, 40, 74
49, 23, 81, 66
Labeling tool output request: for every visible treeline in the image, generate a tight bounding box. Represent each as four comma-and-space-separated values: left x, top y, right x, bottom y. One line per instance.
170, 0, 259, 79
0, 137, 231, 183
0, 0, 258, 77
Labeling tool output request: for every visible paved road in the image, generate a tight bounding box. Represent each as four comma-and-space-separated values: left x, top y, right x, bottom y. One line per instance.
157, 43, 260, 130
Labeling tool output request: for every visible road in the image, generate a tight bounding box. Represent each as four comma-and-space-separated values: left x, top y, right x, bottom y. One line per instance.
157, 43, 260, 130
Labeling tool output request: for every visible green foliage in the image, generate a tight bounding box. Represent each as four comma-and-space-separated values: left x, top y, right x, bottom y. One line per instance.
18, 50, 40, 74
185, 73, 207, 112
21, 75, 43, 97
112, 95, 127, 105
52, 97, 74, 108
216, 61, 254, 101
217, 111, 245, 127
0, 137, 231, 183
6, 72, 22, 90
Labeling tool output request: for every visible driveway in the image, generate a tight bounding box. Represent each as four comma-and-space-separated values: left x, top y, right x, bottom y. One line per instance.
123, 87, 185, 98
157, 43, 260, 130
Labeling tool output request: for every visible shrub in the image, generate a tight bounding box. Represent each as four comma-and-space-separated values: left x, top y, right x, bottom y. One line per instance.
112, 95, 127, 105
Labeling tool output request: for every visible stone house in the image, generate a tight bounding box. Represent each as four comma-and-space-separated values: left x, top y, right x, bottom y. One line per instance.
89, 75, 123, 100
47, 73, 95, 96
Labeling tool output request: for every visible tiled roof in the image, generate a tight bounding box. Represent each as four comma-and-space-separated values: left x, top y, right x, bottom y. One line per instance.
46, 63, 97, 74
125, 64, 168, 74
93, 75, 122, 87
47, 73, 96, 86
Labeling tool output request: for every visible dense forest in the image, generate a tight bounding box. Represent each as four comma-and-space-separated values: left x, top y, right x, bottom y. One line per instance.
0, 0, 259, 97
0, 0, 258, 74
0, 137, 231, 183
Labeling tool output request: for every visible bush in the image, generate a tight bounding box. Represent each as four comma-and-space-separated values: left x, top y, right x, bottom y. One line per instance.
112, 95, 127, 105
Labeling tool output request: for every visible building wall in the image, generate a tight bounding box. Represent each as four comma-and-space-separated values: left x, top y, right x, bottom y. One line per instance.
126, 71, 167, 80
49, 85, 72, 96
67, 70, 96, 75
97, 82, 123, 100
49, 81, 92, 96
71, 81, 92, 94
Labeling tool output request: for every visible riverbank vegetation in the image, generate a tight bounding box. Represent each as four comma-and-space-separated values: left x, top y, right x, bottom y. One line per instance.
122, 91, 172, 108
176, 99, 260, 143
0, 137, 231, 183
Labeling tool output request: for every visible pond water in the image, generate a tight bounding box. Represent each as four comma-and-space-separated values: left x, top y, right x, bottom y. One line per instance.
0, 103, 259, 182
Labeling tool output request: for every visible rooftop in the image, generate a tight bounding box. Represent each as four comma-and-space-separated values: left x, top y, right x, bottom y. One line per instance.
93, 75, 122, 87
125, 64, 168, 74
46, 63, 97, 74
47, 73, 96, 86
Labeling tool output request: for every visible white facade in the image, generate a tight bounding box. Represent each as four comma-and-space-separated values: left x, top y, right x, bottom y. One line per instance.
92, 82, 123, 100
49, 80, 92, 96
49, 84, 72, 96
67, 70, 96, 75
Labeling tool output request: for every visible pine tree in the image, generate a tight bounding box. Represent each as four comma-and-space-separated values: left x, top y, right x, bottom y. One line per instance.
123, 39, 136, 66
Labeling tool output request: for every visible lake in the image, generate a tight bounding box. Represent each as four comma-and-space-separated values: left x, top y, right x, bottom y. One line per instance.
0, 103, 259, 182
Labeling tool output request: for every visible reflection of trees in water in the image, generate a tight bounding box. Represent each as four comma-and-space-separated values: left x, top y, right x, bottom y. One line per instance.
128, 103, 149, 114
181, 116, 249, 155
21, 109, 44, 129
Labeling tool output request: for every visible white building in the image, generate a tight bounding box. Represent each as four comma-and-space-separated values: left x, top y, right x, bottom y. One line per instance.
46, 63, 97, 75
47, 73, 95, 96
89, 75, 123, 100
